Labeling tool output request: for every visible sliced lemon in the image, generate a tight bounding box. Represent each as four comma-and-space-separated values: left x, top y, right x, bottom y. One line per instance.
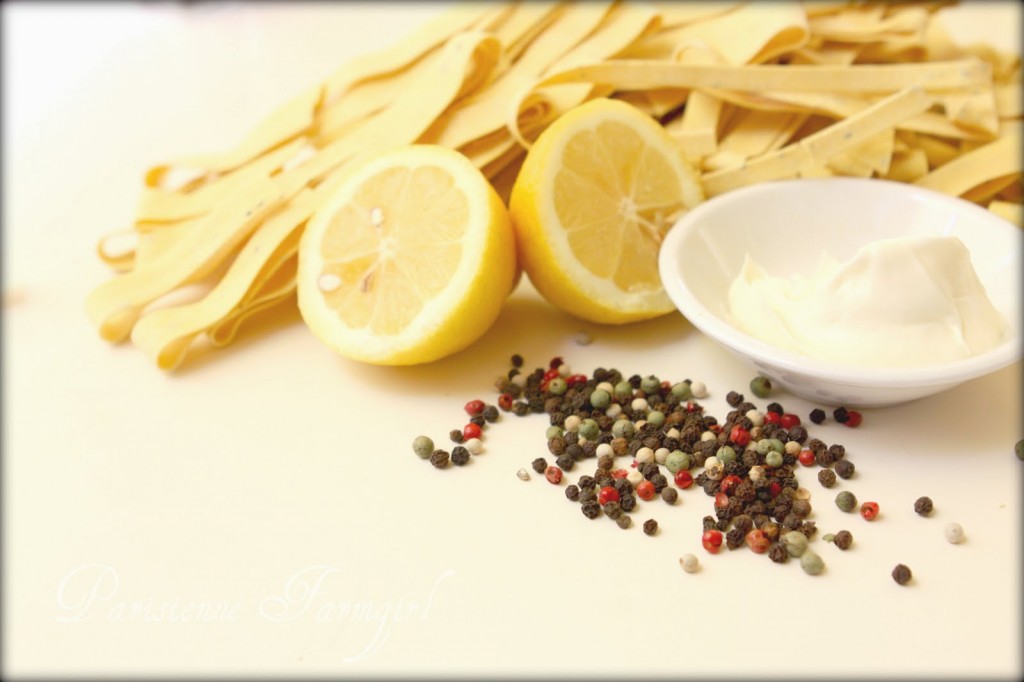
509, 98, 704, 324
297, 145, 516, 365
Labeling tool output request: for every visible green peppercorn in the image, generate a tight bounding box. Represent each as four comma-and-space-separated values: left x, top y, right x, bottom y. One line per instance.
646, 410, 666, 428
614, 381, 633, 400
589, 389, 611, 409
670, 382, 692, 400
579, 418, 600, 441
756, 439, 772, 456
665, 450, 691, 473
546, 425, 563, 440
611, 419, 635, 439
548, 377, 568, 395
640, 375, 661, 395
835, 491, 857, 512
800, 551, 825, 575
716, 445, 737, 465
765, 451, 783, 468
412, 435, 434, 459
767, 438, 785, 453
782, 530, 809, 557
750, 375, 773, 399
833, 530, 853, 550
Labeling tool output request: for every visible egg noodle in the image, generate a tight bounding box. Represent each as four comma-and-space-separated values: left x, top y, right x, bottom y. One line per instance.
87, 0, 1022, 369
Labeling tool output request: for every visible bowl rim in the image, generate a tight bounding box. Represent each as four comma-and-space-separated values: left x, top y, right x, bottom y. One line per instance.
658, 177, 1022, 388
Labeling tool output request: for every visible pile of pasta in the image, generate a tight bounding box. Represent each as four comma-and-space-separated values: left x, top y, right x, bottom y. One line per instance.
87, 0, 1022, 370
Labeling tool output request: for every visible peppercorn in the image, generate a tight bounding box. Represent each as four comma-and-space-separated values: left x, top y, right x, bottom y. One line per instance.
429, 449, 449, 468
891, 564, 912, 585
791, 499, 812, 518
603, 501, 622, 519
661, 487, 678, 505
555, 453, 575, 471
620, 496, 636, 512
781, 530, 808, 557
412, 435, 434, 459
616, 514, 632, 529
833, 406, 849, 423
788, 425, 808, 444
565, 484, 580, 502
516, 468, 530, 481
944, 522, 964, 544
545, 466, 563, 484
725, 527, 745, 550
800, 551, 825, 575
578, 488, 597, 504
844, 410, 863, 427
835, 491, 857, 512
809, 408, 826, 424
914, 496, 934, 516
679, 553, 700, 573
817, 469, 837, 489
531, 457, 548, 474
650, 473, 668, 493
726, 391, 744, 407
750, 376, 772, 399
833, 530, 853, 550
768, 542, 789, 563
834, 459, 855, 479
451, 446, 470, 466
642, 519, 658, 536
449, 429, 465, 444
581, 500, 601, 519
513, 401, 529, 416
1017, 439, 1024, 461
799, 521, 817, 538
815, 449, 834, 468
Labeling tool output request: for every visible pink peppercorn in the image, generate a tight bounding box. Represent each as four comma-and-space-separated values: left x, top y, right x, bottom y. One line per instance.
636, 481, 656, 501
845, 410, 864, 427
545, 466, 563, 484
745, 529, 771, 553
464, 399, 485, 416
674, 470, 694, 489
612, 469, 629, 479
463, 423, 482, 440
860, 501, 880, 520
729, 425, 751, 447
780, 413, 801, 429
598, 486, 620, 505
702, 529, 723, 554
798, 449, 816, 467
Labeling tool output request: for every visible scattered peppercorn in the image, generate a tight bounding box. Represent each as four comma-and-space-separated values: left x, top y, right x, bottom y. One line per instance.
603, 501, 622, 520
767, 542, 789, 563
531, 457, 548, 474
510, 353, 524, 368
726, 391, 744, 407
891, 563, 912, 585
944, 522, 964, 544
643, 519, 659, 535
449, 429, 465, 444
581, 500, 601, 519
429, 449, 449, 468
616, 514, 632, 529
555, 453, 575, 471
809, 408, 826, 424
834, 459, 855, 479
835, 491, 857, 512
661, 487, 678, 505
844, 410, 863, 428
679, 553, 700, 573
565, 484, 580, 501
412, 435, 434, 459
833, 406, 850, 424
545, 466, 563, 484
451, 446, 470, 466
702, 529, 723, 553
914, 496, 934, 516
800, 551, 825, 575
833, 530, 853, 550
860, 501, 880, 520
748, 376, 772, 399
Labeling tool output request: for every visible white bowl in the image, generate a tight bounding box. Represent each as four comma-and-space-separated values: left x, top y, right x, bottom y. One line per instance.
658, 178, 1022, 407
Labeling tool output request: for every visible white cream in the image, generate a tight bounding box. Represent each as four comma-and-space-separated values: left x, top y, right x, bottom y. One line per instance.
727, 235, 1008, 367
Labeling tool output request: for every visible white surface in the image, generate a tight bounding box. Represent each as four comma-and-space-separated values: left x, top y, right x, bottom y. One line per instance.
3, 2, 1022, 678
659, 178, 1023, 407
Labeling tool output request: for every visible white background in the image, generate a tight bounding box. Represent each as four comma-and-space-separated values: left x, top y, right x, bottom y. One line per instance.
3, 2, 1022, 677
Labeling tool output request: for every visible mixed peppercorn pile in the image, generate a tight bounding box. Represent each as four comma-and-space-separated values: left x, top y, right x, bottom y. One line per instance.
413, 354, 966, 583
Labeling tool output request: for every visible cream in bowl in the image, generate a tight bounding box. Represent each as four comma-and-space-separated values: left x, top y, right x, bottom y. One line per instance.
658, 178, 1022, 407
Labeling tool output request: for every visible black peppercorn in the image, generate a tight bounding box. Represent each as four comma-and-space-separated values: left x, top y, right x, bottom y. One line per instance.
833, 530, 853, 550
581, 500, 601, 519
566, 443, 584, 461
449, 429, 464, 444
616, 514, 632, 529
650, 473, 668, 493
603, 501, 622, 519
661, 487, 678, 504
578, 487, 597, 503
643, 519, 659, 535
791, 499, 812, 518
914, 496, 934, 516
482, 405, 499, 423
733, 514, 754, 533
809, 408, 826, 424
531, 457, 547, 474
597, 454, 614, 470
555, 453, 575, 471
818, 469, 837, 488
768, 542, 789, 563
578, 475, 596, 490
547, 438, 566, 456
513, 401, 529, 416
788, 425, 808, 444
815, 449, 834, 468
766, 402, 784, 415
799, 521, 817, 538
620, 496, 637, 512
726, 391, 744, 407
565, 484, 580, 501
451, 446, 470, 466
892, 563, 912, 585
429, 449, 449, 468
834, 459, 855, 479
828, 443, 846, 461
469, 414, 486, 428
725, 527, 745, 549
833, 406, 849, 423
510, 353, 524, 367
